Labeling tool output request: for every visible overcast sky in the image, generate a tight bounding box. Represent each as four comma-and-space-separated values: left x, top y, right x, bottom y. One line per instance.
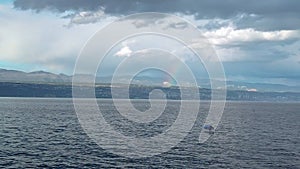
0, 0, 300, 85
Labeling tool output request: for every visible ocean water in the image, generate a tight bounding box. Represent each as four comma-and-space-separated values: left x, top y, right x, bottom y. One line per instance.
1, 98, 299, 168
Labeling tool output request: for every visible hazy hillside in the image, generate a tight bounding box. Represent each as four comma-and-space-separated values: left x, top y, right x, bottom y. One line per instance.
0, 82, 299, 101
0, 68, 299, 92
0, 69, 71, 83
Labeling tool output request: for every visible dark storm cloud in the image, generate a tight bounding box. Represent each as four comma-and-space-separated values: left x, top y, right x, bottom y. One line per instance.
13, 0, 300, 29
13, 0, 300, 16
13, 0, 103, 12
13, 0, 300, 30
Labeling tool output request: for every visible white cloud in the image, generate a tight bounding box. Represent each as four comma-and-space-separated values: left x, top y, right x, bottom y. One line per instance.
203, 26, 300, 45
115, 46, 133, 57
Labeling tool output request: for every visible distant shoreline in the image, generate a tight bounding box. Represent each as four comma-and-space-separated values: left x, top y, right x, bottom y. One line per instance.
1, 97, 300, 103
1, 82, 300, 102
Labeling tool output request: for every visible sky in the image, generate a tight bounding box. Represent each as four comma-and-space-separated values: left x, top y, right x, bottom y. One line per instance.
0, 0, 300, 86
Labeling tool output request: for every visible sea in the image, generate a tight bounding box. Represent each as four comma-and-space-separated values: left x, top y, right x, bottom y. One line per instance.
1, 98, 299, 168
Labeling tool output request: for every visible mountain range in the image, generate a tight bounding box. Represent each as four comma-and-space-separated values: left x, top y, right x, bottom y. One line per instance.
0, 68, 299, 92
0, 68, 70, 83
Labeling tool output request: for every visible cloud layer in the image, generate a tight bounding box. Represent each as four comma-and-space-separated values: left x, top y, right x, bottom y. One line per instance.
0, 1, 299, 86
13, 0, 300, 30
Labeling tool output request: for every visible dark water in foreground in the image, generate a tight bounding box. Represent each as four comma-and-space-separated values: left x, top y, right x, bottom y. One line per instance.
1, 98, 299, 168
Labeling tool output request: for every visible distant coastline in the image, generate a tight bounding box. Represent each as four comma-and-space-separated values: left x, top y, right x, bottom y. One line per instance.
1, 82, 300, 101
